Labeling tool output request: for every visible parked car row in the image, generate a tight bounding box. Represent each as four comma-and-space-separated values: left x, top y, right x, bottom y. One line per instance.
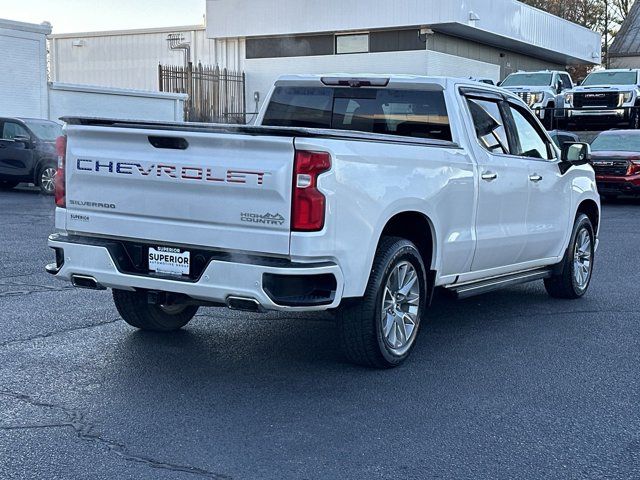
0, 117, 63, 195
499, 68, 640, 131
589, 130, 640, 200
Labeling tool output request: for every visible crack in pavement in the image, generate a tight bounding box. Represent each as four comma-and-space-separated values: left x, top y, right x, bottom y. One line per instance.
0, 271, 46, 281
0, 286, 75, 298
0, 318, 122, 349
0, 390, 230, 479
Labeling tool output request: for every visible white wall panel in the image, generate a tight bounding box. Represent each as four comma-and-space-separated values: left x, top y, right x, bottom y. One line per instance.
49, 83, 187, 122
50, 28, 244, 91
207, 0, 601, 64
0, 19, 50, 118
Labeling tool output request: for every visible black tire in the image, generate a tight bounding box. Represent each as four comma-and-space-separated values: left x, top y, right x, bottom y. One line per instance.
337, 237, 428, 369
629, 109, 640, 130
112, 289, 198, 332
38, 163, 57, 196
601, 194, 618, 202
542, 105, 554, 130
0, 180, 19, 190
544, 214, 595, 299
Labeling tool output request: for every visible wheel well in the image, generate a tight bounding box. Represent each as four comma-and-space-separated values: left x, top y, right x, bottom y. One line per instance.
380, 212, 434, 269
577, 200, 599, 234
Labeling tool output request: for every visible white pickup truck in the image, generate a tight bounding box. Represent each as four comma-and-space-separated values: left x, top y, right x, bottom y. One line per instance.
47, 75, 600, 368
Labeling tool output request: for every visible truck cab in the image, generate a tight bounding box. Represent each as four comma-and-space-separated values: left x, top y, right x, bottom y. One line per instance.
500, 71, 574, 129
565, 69, 640, 129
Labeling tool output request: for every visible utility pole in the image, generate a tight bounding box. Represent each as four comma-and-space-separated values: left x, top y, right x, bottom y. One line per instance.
604, 0, 610, 68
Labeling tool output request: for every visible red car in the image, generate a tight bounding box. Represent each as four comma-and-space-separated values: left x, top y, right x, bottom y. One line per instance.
590, 130, 640, 200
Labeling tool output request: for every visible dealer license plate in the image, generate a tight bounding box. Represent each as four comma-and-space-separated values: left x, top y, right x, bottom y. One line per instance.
148, 247, 190, 277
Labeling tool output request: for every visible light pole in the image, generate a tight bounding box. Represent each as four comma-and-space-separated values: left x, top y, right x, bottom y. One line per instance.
604, 0, 610, 68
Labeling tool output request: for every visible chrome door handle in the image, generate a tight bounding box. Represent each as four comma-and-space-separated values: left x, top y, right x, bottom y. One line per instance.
481, 172, 498, 181
529, 174, 543, 183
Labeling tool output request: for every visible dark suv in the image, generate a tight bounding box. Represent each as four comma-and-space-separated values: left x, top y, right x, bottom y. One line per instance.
0, 118, 62, 195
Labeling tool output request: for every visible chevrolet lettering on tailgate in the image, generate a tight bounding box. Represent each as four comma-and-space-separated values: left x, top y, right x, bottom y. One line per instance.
76, 159, 266, 185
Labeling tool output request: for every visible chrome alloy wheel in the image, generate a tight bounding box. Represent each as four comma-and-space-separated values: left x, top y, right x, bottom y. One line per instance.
573, 228, 593, 290
381, 261, 421, 356
40, 167, 57, 194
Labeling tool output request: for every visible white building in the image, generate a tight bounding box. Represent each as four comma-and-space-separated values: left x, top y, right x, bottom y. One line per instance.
49, 0, 602, 111
0, 18, 51, 118
206, 0, 602, 109
49, 25, 243, 91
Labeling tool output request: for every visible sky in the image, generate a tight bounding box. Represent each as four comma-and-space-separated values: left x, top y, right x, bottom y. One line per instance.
2, 0, 207, 34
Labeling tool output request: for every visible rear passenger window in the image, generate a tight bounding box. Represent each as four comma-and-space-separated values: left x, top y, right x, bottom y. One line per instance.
466, 98, 509, 154
262, 86, 452, 141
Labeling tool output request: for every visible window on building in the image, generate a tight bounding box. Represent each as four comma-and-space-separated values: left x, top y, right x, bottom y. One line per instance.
336, 34, 369, 54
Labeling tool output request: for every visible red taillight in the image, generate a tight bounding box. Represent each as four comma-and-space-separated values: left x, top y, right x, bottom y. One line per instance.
55, 135, 67, 208
292, 150, 331, 232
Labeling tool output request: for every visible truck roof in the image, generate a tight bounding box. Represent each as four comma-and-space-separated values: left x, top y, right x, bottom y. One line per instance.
588, 68, 640, 73
274, 74, 493, 90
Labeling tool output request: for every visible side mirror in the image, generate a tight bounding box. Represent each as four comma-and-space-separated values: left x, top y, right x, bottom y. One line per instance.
560, 142, 590, 173
497, 81, 502, 87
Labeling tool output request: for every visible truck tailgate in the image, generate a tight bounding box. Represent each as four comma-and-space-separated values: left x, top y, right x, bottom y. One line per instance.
63, 126, 294, 256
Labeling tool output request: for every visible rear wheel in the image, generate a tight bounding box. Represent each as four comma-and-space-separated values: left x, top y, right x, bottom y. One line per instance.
544, 214, 595, 299
629, 109, 640, 129
542, 104, 554, 130
0, 180, 19, 190
337, 237, 427, 368
38, 163, 57, 196
113, 289, 198, 331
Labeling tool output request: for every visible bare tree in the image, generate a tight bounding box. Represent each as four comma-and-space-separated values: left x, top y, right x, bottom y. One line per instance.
520, 0, 635, 72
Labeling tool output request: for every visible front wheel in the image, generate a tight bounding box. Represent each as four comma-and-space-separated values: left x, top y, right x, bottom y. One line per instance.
542, 105, 554, 130
337, 237, 427, 368
629, 109, 640, 129
113, 289, 198, 331
544, 214, 595, 299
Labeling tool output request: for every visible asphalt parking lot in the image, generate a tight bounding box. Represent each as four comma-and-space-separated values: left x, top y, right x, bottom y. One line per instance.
0, 187, 639, 480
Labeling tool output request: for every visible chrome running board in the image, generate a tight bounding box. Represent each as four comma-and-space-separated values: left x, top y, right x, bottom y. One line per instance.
446, 268, 553, 299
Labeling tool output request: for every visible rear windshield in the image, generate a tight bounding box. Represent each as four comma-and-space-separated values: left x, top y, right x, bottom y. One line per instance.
501, 73, 553, 87
591, 133, 640, 152
582, 71, 638, 86
262, 86, 452, 141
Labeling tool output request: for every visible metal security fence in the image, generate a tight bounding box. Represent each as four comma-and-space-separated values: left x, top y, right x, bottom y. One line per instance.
159, 62, 246, 124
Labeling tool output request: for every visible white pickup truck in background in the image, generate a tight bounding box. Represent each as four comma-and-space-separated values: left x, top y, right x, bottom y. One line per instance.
47, 75, 600, 368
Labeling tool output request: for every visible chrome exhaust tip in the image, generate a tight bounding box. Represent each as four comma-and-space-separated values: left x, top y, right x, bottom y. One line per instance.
71, 275, 106, 291
226, 296, 262, 313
